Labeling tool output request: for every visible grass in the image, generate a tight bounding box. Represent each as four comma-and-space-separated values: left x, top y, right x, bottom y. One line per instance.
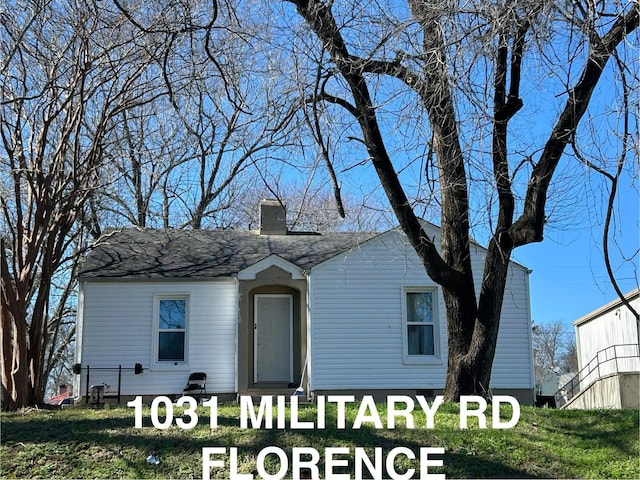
1, 399, 638, 479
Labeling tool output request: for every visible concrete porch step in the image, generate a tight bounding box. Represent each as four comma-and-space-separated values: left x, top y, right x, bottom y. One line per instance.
238, 389, 311, 404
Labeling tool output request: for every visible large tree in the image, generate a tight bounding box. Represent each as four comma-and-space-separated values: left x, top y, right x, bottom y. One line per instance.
95, 0, 302, 231
0, 0, 167, 409
274, 0, 638, 400
0, 0, 327, 408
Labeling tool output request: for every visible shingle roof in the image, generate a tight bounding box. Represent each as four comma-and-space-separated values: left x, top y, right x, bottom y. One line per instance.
79, 228, 380, 279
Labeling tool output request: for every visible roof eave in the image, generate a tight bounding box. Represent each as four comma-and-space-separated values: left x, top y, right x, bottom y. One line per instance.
573, 288, 640, 327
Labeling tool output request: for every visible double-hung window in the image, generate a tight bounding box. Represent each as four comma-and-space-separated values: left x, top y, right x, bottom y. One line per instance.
403, 288, 439, 363
156, 296, 188, 363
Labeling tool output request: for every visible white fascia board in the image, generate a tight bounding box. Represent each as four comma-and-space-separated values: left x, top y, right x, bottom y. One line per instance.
237, 254, 305, 280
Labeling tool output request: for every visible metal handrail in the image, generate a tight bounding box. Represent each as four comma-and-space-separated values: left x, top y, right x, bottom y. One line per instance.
554, 343, 640, 408
73, 363, 144, 404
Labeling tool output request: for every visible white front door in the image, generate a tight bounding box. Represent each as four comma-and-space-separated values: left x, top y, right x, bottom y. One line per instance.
254, 294, 293, 383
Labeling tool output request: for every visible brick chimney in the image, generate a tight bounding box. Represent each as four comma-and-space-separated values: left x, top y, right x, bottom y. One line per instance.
259, 199, 287, 235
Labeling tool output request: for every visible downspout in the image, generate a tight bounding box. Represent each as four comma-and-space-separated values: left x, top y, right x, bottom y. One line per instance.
305, 269, 313, 400
234, 276, 239, 396
74, 281, 85, 399
525, 269, 535, 403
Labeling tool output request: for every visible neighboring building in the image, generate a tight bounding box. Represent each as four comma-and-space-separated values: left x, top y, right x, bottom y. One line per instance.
73, 200, 535, 404
44, 384, 73, 406
558, 289, 640, 409
536, 370, 576, 407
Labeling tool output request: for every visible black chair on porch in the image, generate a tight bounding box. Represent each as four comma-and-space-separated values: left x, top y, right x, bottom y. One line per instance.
183, 372, 207, 402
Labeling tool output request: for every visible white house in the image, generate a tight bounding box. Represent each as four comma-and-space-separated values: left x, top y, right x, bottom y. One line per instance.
73, 201, 535, 404
559, 289, 640, 409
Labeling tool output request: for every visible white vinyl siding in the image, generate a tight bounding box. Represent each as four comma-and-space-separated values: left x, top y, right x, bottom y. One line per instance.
78, 280, 237, 396
309, 227, 533, 391
575, 294, 640, 377
309, 230, 444, 391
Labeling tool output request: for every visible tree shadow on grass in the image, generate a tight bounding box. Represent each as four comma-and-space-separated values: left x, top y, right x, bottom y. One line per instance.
535, 408, 639, 458
6, 406, 633, 479
2, 407, 544, 479
1, 408, 247, 479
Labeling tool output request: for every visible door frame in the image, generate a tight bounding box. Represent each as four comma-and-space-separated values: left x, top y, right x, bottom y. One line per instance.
253, 293, 294, 383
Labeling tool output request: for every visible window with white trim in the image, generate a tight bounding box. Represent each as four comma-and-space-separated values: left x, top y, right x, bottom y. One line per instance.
403, 288, 439, 362
156, 297, 188, 362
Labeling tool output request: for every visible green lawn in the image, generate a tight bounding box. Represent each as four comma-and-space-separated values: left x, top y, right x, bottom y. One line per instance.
1, 400, 638, 479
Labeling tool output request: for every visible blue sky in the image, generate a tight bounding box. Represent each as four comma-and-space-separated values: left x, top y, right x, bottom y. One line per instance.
513, 172, 638, 332
337, 130, 637, 336
348, 139, 638, 335
274, 0, 640, 336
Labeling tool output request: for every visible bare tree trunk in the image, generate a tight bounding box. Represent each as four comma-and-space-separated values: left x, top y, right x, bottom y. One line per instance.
1, 241, 30, 409
1, 298, 11, 409
285, 0, 638, 401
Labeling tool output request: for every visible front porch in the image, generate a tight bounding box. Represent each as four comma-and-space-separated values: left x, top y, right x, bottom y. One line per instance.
237, 262, 309, 397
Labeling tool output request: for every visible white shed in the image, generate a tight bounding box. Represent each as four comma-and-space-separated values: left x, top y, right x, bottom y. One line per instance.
560, 289, 640, 409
